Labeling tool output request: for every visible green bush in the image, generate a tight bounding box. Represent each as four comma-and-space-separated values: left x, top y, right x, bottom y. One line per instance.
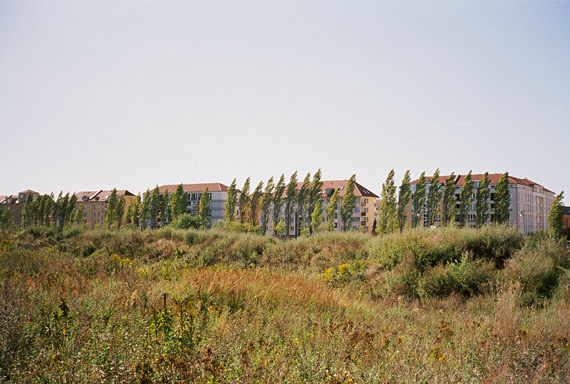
418, 253, 495, 299
171, 214, 201, 230
502, 237, 569, 301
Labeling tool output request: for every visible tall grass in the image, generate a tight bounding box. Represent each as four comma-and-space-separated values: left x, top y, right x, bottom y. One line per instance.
1, 225, 569, 382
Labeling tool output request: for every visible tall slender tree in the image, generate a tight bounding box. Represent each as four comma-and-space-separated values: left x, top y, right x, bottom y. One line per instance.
284, 172, 298, 238
22, 194, 34, 227
149, 186, 161, 229
311, 194, 324, 233
475, 172, 490, 228
378, 169, 398, 234
261, 177, 274, 235
198, 187, 211, 229
170, 184, 187, 220
547, 192, 564, 238
397, 170, 411, 232
458, 171, 474, 227
238, 178, 251, 224
250, 181, 263, 226
341, 175, 356, 231
425, 169, 442, 227
160, 190, 171, 227
494, 172, 510, 224
309, 169, 323, 233
326, 189, 339, 232
411, 172, 426, 228
272, 174, 286, 234
297, 173, 311, 231
441, 173, 457, 227
104, 189, 118, 228
116, 196, 125, 227
225, 179, 238, 223
141, 190, 151, 230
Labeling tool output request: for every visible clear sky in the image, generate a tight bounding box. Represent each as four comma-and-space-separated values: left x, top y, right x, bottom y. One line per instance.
1, 0, 569, 201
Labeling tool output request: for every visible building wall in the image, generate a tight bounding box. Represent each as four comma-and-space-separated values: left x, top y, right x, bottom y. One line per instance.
407, 179, 555, 234
76, 195, 137, 229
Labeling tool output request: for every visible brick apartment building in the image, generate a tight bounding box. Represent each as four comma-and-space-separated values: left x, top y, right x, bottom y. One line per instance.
407, 173, 556, 234
0, 190, 40, 226
74, 190, 137, 228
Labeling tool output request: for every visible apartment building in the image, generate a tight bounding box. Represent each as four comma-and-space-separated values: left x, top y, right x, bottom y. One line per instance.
74, 189, 136, 228
155, 183, 234, 224
407, 173, 556, 234
0, 190, 40, 226
563, 207, 570, 229
265, 179, 379, 235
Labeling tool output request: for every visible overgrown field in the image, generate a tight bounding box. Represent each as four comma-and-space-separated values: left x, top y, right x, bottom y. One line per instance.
1, 226, 570, 383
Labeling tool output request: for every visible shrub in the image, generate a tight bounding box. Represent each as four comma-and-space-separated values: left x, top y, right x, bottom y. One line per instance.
418, 253, 495, 299
171, 214, 201, 230
502, 237, 569, 301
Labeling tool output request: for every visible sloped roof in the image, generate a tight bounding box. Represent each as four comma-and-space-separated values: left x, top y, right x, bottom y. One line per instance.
156, 183, 230, 194
412, 173, 554, 193
75, 189, 135, 202
18, 189, 39, 195
281, 179, 378, 198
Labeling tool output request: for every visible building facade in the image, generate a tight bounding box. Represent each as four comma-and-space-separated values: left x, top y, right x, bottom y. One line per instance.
0, 190, 40, 226
155, 183, 233, 224
407, 173, 556, 234
74, 190, 136, 228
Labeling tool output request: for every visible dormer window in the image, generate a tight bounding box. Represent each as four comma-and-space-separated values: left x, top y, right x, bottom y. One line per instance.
82, 196, 89, 201
326, 188, 334, 197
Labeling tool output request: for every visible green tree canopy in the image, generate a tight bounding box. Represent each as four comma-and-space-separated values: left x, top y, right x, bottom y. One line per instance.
548, 191, 564, 238
326, 189, 339, 232
225, 179, 238, 223
340, 175, 356, 231
475, 172, 490, 228
397, 170, 411, 232
458, 171, 473, 227
441, 173, 457, 227
238, 178, 251, 224
198, 187, 211, 229
494, 172, 510, 224
425, 169, 442, 227
412, 172, 426, 228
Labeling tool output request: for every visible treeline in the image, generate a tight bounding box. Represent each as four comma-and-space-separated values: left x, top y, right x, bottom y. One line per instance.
376, 170, 566, 238
222, 170, 359, 237
126, 185, 211, 230
13, 192, 81, 229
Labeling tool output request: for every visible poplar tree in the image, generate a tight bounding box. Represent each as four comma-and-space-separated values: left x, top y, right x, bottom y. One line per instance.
238, 178, 251, 224
397, 170, 411, 232
284, 172, 298, 238
475, 172, 490, 228
411, 172, 426, 228
250, 181, 263, 226
53, 192, 63, 227
141, 190, 151, 230
441, 173, 457, 227
309, 169, 323, 233
170, 184, 187, 220
272, 174, 286, 234
341, 175, 356, 231
67, 194, 77, 226
150, 186, 160, 229
297, 173, 311, 231
22, 194, 34, 227
73, 206, 84, 224
326, 189, 339, 232
116, 196, 125, 227
425, 169, 442, 227
547, 192, 564, 238
458, 171, 474, 227
105, 190, 118, 228
225, 179, 237, 223
494, 172, 510, 224
378, 169, 397, 234
261, 177, 274, 235
160, 190, 171, 227
198, 187, 211, 229
311, 194, 324, 233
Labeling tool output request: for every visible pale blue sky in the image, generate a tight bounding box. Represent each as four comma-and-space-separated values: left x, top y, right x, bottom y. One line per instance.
1, 0, 569, 201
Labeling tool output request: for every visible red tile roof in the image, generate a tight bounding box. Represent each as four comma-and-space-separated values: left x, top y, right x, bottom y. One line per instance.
74, 189, 135, 202
411, 173, 554, 193
18, 189, 39, 195
156, 183, 230, 194
281, 179, 379, 198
